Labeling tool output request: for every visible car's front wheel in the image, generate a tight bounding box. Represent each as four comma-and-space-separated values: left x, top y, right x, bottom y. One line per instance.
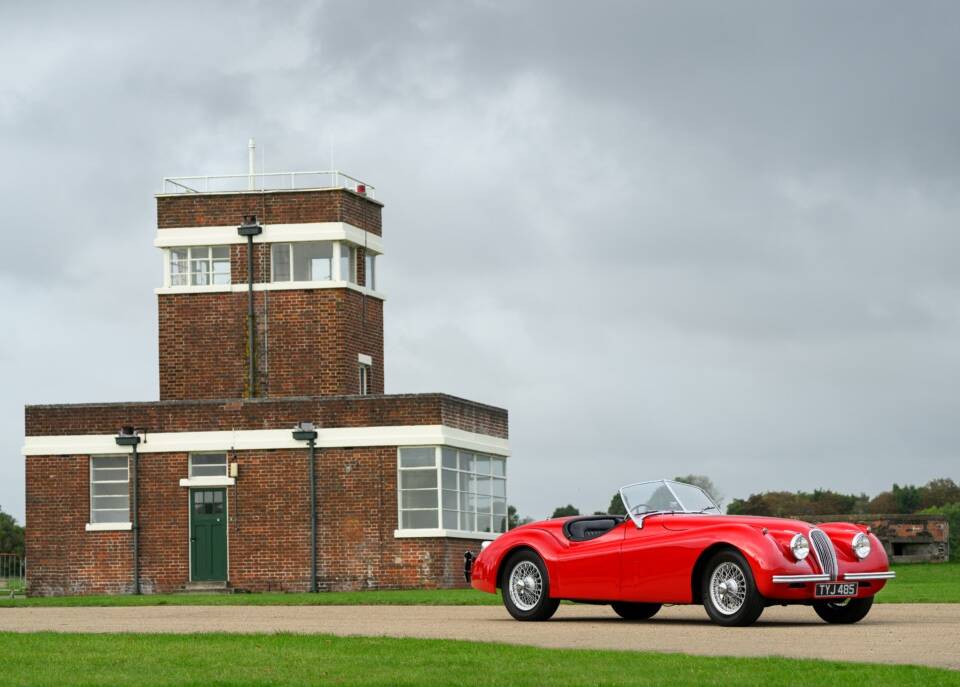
501, 550, 560, 621
611, 602, 661, 620
701, 549, 765, 627
813, 597, 873, 624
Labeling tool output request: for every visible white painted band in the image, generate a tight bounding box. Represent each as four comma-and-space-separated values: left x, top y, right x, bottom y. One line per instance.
393, 528, 499, 541
153, 280, 386, 300
154, 222, 383, 255
358, 354, 373, 366
85, 522, 132, 532
24, 425, 509, 458
179, 477, 236, 488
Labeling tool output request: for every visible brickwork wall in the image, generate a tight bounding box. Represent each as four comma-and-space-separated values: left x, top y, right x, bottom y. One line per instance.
25, 395, 507, 439
25, 446, 484, 595
156, 189, 382, 236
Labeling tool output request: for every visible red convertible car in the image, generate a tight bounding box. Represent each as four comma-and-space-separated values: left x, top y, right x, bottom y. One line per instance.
466, 479, 894, 626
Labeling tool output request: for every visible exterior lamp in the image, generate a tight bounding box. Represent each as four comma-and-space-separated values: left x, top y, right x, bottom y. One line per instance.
115, 426, 141, 595
292, 421, 319, 592
237, 215, 263, 397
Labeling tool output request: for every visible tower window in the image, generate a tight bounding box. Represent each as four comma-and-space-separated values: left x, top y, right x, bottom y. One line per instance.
271, 242, 333, 282
365, 253, 376, 290
359, 362, 371, 395
170, 246, 230, 286
340, 243, 356, 283
90, 456, 130, 524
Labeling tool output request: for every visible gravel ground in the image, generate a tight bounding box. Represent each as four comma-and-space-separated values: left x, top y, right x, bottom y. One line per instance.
0, 603, 956, 670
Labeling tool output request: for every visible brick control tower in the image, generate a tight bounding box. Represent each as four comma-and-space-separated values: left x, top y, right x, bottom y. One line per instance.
155, 162, 384, 400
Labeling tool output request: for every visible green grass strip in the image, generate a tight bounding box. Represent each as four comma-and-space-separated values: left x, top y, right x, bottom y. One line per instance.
0, 633, 956, 687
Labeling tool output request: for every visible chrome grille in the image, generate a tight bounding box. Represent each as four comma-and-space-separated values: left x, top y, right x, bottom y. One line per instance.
809, 528, 838, 579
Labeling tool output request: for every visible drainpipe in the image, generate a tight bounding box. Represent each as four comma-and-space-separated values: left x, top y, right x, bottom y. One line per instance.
115, 427, 142, 594
238, 216, 263, 397
292, 422, 319, 592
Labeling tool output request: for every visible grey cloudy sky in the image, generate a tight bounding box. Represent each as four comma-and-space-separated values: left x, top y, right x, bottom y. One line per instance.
2, 1, 959, 522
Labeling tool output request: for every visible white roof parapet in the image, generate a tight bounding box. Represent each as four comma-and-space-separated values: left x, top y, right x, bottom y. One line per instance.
160, 170, 376, 199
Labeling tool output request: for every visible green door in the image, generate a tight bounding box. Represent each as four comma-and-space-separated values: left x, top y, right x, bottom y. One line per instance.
191, 488, 227, 581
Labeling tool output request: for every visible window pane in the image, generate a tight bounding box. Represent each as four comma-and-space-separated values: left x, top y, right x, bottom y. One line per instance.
293, 242, 332, 281
340, 244, 355, 283
272, 243, 291, 282
192, 454, 226, 466
211, 246, 229, 259
476, 455, 490, 475
460, 491, 476, 513
400, 471, 437, 490
494, 515, 507, 533
491, 478, 506, 498
94, 456, 128, 470
92, 496, 129, 510
401, 489, 438, 509
94, 509, 130, 523
477, 494, 491, 515
441, 448, 457, 470
442, 489, 458, 509
189, 246, 210, 260
476, 476, 492, 496
192, 465, 226, 477
477, 514, 492, 533
492, 498, 507, 515
399, 447, 435, 468
441, 469, 457, 490
442, 510, 458, 529
458, 452, 475, 472
365, 253, 376, 289
191, 260, 210, 285
92, 482, 128, 496
460, 511, 476, 531
93, 468, 128, 481
212, 249, 230, 284
401, 510, 437, 529
459, 473, 475, 493
491, 457, 506, 477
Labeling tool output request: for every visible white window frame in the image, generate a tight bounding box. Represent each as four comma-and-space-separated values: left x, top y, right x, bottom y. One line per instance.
271, 240, 360, 285
180, 452, 236, 488
395, 446, 507, 540
168, 245, 230, 287
364, 252, 376, 290
359, 363, 371, 395
87, 455, 131, 531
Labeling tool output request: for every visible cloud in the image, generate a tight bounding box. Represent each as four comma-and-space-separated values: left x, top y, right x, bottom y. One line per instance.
2, 0, 959, 522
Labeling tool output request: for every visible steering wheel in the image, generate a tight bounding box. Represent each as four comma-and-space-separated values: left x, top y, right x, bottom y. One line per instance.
630, 504, 653, 516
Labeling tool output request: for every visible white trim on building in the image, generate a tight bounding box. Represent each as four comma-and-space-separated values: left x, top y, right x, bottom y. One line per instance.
23, 425, 509, 458
154, 278, 386, 300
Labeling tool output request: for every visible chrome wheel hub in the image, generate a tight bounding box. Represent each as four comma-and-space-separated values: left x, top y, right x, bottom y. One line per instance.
508, 561, 543, 611
709, 561, 747, 615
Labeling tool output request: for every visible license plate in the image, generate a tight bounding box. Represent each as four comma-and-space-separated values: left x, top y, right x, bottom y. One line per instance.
815, 582, 858, 598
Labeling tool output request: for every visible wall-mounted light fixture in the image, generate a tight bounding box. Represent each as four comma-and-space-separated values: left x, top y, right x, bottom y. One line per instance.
115, 426, 142, 595
292, 421, 319, 592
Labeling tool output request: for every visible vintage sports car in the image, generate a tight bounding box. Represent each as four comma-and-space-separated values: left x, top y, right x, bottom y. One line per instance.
466, 479, 895, 626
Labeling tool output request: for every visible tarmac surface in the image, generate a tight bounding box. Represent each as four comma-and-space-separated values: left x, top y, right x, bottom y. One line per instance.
0, 603, 957, 670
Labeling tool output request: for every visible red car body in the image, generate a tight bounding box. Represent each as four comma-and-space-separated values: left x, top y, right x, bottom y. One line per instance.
470, 513, 892, 605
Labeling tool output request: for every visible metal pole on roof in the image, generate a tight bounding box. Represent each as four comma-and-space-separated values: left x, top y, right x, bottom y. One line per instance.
248, 139, 256, 191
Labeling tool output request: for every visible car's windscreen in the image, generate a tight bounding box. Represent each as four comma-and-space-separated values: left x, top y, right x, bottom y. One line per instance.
669, 481, 720, 513
620, 481, 719, 517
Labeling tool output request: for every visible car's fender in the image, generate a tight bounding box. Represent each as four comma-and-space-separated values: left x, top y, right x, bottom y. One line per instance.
470, 526, 567, 595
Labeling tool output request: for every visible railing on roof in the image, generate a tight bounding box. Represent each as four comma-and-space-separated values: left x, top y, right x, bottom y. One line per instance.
160, 171, 376, 199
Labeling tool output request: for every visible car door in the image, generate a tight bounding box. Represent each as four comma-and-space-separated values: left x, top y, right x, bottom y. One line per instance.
553, 522, 627, 601
619, 519, 694, 603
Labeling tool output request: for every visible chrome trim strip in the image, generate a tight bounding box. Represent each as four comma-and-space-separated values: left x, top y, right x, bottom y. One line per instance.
771, 574, 831, 583
843, 571, 896, 581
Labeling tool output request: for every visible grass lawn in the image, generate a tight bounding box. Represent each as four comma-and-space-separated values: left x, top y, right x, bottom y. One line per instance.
0, 633, 957, 687
0, 562, 954, 608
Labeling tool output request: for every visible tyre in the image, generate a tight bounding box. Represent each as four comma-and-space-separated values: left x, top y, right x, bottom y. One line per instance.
611, 602, 661, 620
501, 550, 560, 621
701, 549, 765, 627
813, 596, 873, 624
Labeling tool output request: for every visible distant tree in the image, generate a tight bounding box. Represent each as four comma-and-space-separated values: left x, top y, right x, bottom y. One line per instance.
866, 490, 897, 514
507, 505, 534, 529
892, 484, 922, 514
674, 475, 723, 506
0, 507, 24, 558
919, 479, 960, 510
607, 492, 627, 516
551, 504, 580, 518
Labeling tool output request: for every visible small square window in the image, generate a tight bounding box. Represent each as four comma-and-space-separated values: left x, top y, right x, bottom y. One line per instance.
189, 453, 228, 478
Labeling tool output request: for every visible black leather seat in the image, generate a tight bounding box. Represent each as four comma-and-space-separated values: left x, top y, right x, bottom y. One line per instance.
563, 515, 624, 542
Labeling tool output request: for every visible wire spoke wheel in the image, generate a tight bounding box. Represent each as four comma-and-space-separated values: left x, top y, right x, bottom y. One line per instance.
709, 561, 747, 615
508, 561, 543, 611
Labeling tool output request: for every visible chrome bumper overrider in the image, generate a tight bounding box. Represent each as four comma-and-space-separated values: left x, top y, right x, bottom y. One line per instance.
772, 571, 896, 584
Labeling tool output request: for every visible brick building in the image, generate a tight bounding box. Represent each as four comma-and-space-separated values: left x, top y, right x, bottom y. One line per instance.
23, 168, 509, 596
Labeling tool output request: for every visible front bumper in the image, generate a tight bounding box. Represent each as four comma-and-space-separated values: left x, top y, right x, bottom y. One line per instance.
771, 571, 896, 584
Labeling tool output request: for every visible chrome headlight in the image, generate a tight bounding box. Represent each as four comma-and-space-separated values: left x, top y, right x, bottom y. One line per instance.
790, 533, 810, 561
480, 540, 492, 551
852, 532, 871, 559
